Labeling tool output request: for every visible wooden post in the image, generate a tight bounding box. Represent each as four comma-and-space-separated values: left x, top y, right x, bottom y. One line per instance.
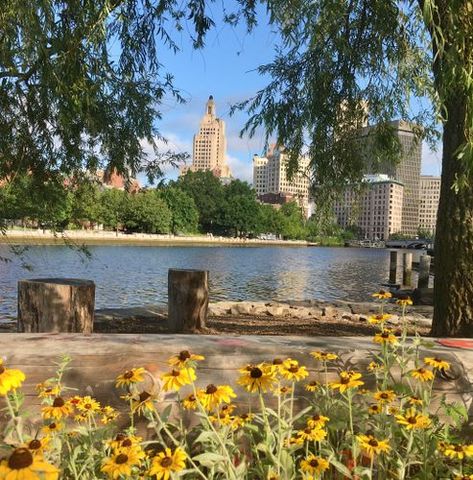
168, 269, 209, 333
402, 253, 413, 287
417, 254, 431, 289
389, 250, 398, 284
18, 278, 95, 333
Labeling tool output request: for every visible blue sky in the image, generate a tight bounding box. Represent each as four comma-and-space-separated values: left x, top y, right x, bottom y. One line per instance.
144, 4, 442, 185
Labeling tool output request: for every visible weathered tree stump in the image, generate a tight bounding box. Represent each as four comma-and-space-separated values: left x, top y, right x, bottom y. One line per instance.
18, 278, 95, 333
403, 252, 413, 287
168, 269, 209, 333
417, 254, 432, 289
389, 250, 398, 284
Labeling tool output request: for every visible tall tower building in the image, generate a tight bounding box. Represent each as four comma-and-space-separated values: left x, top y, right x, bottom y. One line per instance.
181, 96, 231, 178
362, 120, 422, 236
419, 175, 441, 235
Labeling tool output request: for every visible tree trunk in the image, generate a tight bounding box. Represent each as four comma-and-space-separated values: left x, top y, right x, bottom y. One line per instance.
18, 278, 95, 333
167, 269, 209, 333
431, 95, 473, 336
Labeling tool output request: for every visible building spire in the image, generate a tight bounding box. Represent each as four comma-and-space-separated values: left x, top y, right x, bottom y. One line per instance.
206, 95, 216, 117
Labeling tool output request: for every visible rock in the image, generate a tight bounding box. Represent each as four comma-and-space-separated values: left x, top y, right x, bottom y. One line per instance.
342, 314, 352, 321
266, 306, 285, 317
322, 306, 336, 317
358, 316, 368, 323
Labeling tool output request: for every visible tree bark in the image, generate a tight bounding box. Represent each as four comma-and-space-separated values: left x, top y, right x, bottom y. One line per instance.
18, 278, 95, 333
431, 94, 473, 336
167, 269, 209, 333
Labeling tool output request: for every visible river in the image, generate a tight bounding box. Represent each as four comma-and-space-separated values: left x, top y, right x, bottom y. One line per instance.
0, 244, 425, 321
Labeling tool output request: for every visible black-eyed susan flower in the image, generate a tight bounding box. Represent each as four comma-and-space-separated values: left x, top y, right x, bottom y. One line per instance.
274, 385, 293, 396
35, 383, 60, 399
41, 422, 63, 435
182, 393, 198, 410
300, 454, 329, 476
372, 290, 392, 299
115, 367, 146, 388
396, 296, 413, 306
368, 404, 383, 415
237, 363, 276, 393
367, 361, 382, 372
101, 448, 144, 479
310, 351, 338, 361
42, 397, 73, 420
306, 414, 329, 429
368, 313, 391, 325
373, 329, 398, 345
0, 360, 26, 396
442, 443, 473, 460
26, 437, 50, 457
266, 469, 279, 480
387, 405, 400, 415
76, 396, 101, 415
0, 448, 58, 480
357, 434, 390, 457
161, 368, 196, 392
271, 358, 285, 374
454, 475, 473, 480
408, 395, 423, 406
100, 406, 119, 425
296, 427, 327, 442
374, 390, 396, 404
410, 367, 434, 382
424, 357, 450, 370
305, 380, 320, 392
395, 408, 431, 430
131, 391, 158, 415
330, 371, 364, 393
280, 360, 309, 381
106, 433, 142, 451
197, 384, 236, 411
148, 447, 187, 479
168, 350, 205, 368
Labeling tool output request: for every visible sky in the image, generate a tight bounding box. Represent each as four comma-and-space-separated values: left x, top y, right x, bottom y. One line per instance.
144, 4, 442, 185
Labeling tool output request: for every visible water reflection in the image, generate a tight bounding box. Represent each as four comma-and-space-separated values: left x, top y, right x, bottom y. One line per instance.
0, 244, 418, 321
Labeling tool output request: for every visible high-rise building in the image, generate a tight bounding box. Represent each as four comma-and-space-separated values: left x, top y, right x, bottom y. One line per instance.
181, 96, 231, 178
253, 145, 311, 215
419, 175, 441, 234
333, 174, 404, 240
361, 120, 422, 235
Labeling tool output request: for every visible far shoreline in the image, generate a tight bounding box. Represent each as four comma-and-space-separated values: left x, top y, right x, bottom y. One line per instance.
0, 228, 315, 248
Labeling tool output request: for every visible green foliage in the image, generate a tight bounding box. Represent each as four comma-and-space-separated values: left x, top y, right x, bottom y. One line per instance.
124, 191, 172, 234
98, 189, 128, 233
157, 186, 199, 234
70, 181, 101, 228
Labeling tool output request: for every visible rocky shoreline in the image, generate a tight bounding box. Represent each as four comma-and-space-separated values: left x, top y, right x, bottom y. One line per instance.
0, 299, 433, 335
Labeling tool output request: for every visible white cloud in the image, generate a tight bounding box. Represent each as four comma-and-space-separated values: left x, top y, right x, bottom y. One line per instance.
227, 154, 253, 184
421, 142, 442, 176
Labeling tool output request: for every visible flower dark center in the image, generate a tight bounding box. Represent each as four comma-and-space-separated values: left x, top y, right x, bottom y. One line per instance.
379, 290, 386, 295
139, 391, 151, 402
188, 395, 196, 402
115, 433, 126, 441
28, 439, 42, 450
84, 403, 92, 409
310, 459, 319, 467
0, 366, 5, 375
312, 415, 320, 421
455, 445, 464, 452
288, 365, 299, 373
418, 369, 426, 374
53, 397, 65, 407
369, 439, 379, 447
241, 414, 248, 420
161, 456, 173, 468
250, 367, 263, 379
273, 358, 283, 365
124, 371, 134, 379
49, 423, 57, 430
179, 350, 191, 361
381, 332, 390, 338
8, 448, 33, 469
340, 377, 350, 384
380, 393, 389, 399
407, 416, 417, 424
304, 428, 312, 434
115, 453, 128, 464
122, 439, 132, 447
171, 370, 181, 377
206, 384, 218, 394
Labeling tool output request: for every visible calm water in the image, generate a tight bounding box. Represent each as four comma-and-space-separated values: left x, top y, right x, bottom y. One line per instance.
0, 244, 412, 321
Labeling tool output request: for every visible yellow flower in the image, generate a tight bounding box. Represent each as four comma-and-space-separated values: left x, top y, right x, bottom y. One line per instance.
42, 397, 73, 420
424, 357, 450, 370
267, 469, 279, 480
305, 380, 320, 392
280, 360, 309, 381
372, 290, 392, 299
368, 313, 391, 325
367, 361, 382, 372
330, 371, 364, 393
373, 390, 396, 404
168, 350, 205, 368
36, 383, 61, 399
182, 393, 198, 410
101, 406, 119, 425
387, 405, 399, 415
395, 408, 431, 430
0, 360, 26, 396
41, 422, 63, 435
106, 434, 142, 451
454, 475, 473, 480
368, 404, 383, 415
357, 434, 390, 457
148, 447, 187, 479
396, 296, 413, 306
26, 437, 50, 457
237, 363, 276, 393
408, 395, 423, 406
197, 384, 236, 411
373, 329, 398, 345
274, 385, 293, 396
0, 448, 58, 480
101, 448, 143, 479
300, 454, 330, 475
271, 358, 286, 374
131, 391, 158, 415
296, 427, 327, 442
76, 396, 101, 415
161, 368, 196, 392
410, 367, 434, 382
306, 414, 329, 429
310, 351, 338, 361
115, 367, 146, 388
442, 443, 473, 460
